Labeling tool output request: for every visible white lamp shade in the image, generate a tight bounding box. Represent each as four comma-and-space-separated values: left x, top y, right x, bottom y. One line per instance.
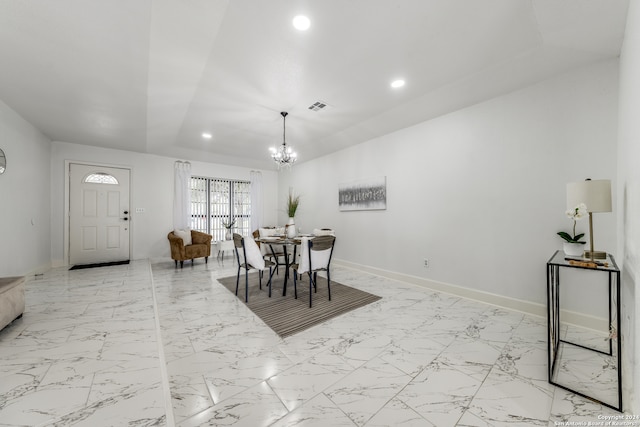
566, 179, 612, 213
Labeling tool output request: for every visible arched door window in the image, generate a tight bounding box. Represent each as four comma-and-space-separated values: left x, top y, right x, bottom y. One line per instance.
84, 172, 119, 185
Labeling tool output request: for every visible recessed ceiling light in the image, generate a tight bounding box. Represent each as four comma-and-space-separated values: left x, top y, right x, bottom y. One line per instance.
391, 79, 405, 88
293, 15, 310, 31
202, 133, 212, 139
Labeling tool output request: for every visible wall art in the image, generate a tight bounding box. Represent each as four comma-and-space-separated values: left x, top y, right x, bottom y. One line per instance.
338, 176, 386, 211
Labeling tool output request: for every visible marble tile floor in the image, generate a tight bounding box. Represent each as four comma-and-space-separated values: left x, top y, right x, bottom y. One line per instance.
0, 259, 624, 426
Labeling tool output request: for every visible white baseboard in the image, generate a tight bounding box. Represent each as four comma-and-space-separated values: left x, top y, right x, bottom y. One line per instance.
333, 258, 608, 331
27, 261, 53, 277
560, 309, 610, 333
50, 259, 67, 269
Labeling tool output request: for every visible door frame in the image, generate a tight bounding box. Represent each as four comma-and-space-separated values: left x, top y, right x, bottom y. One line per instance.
64, 160, 133, 266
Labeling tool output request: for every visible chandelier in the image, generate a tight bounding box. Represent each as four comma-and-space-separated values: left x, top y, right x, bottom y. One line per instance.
269, 111, 297, 168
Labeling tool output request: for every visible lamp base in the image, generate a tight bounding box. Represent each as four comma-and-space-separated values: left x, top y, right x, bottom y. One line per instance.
583, 250, 607, 259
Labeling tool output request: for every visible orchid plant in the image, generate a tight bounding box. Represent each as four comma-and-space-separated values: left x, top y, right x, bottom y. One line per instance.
557, 203, 587, 244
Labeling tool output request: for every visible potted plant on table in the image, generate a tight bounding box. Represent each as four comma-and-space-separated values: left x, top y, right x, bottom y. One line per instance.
557, 203, 587, 256
286, 190, 300, 238
222, 218, 236, 240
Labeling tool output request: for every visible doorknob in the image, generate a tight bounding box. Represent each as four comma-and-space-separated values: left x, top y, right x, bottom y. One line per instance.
123, 210, 129, 214
121, 217, 128, 221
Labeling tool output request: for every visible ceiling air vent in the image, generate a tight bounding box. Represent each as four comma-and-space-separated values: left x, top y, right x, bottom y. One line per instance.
308, 101, 330, 112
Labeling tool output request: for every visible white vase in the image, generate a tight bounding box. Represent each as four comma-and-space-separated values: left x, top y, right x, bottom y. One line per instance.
225, 230, 232, 240
286, 217, 296, 238
563, 242, 584, 257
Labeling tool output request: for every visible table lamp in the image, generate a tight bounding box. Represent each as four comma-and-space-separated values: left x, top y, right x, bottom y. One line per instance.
566, 178, 612, 259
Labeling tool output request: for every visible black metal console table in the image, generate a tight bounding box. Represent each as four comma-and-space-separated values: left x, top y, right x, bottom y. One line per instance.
547, 250, 622, 411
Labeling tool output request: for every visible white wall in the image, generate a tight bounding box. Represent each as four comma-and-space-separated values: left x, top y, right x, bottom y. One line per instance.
618, 0, 640, 413
50, 141, 279, 266
0, 101, 51, 277
280, 60, 618, 315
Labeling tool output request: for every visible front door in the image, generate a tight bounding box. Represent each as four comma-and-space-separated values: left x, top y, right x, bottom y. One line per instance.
69, 163, 131, 266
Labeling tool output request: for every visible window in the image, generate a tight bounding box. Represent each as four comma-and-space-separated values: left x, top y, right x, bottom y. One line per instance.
84, 173, 118, 184
190, 177, 251, 241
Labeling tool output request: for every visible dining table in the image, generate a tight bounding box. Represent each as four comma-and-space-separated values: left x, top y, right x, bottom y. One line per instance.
255, 234, 314, 296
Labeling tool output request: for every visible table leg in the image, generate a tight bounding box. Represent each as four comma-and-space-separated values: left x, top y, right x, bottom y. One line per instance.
282, 244, 289, 296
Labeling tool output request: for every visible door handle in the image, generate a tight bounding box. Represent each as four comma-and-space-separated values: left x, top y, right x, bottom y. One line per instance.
121, 217, 129, 221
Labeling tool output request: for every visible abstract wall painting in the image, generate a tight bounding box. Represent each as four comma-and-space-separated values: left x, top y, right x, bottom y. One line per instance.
338, 176, 387, 211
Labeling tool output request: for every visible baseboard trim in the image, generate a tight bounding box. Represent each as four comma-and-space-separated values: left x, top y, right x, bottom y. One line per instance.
26, 261, 52, 278
333, 258, 608, 331
333, 259, 546, 318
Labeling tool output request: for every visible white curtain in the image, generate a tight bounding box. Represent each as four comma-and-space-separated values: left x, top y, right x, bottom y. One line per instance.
250, 170, 263, 231
173, 161, 192, 230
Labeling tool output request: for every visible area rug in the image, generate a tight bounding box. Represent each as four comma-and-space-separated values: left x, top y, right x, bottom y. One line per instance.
217, 273, 381, 338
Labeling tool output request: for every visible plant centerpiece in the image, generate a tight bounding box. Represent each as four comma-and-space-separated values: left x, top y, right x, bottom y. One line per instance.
287, 191, 300, 218
222, 217, 236, 240
286, 190, 300, 238
557, 203, 587, 256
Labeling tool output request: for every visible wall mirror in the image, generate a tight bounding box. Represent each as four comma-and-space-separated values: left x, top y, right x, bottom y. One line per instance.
0, 148, 5, 174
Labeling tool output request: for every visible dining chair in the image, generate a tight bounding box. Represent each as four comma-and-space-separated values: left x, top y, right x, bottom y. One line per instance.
259, 227, 287, 275
292, 235, 336, 307
312, 228, 335, 236
233, 233, 275, 302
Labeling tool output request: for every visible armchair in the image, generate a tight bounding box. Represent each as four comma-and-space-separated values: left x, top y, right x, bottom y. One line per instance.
167, 230, 212, 268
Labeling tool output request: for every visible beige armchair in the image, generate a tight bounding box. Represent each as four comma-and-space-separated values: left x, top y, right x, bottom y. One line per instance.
168, 230, 212, 268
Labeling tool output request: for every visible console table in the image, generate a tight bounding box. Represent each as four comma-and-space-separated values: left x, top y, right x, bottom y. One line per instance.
546, 250, 622, 411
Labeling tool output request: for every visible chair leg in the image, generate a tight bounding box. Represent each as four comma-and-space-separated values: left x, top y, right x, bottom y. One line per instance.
245, 268, 249, 303
259, 270, 263, 290
235, 266, 241, 296
313, 272, 318, 293
293, 271, 298, 299
308, 272, 313, 308
268, 268, 272, 298
180, 261, 184, 268
205, 256, 208, 264
174, 260, 177, 268
327, 269, 331, 301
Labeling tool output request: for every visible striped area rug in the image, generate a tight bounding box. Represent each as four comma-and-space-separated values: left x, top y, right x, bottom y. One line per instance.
217, 273, 382, 338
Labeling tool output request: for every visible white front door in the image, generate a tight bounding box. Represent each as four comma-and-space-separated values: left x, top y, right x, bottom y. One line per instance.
69, 163, 131, 265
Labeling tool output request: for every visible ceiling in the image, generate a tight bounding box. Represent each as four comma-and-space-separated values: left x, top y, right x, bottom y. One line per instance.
0, 0, 629, 170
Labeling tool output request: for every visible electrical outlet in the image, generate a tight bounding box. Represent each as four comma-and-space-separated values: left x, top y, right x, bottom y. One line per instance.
424, 259, 429, 268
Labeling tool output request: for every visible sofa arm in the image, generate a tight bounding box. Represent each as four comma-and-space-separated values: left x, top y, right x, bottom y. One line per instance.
167, 232, 187, 259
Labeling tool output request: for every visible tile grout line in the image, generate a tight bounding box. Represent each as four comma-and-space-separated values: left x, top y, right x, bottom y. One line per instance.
148, 261, 176, 427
